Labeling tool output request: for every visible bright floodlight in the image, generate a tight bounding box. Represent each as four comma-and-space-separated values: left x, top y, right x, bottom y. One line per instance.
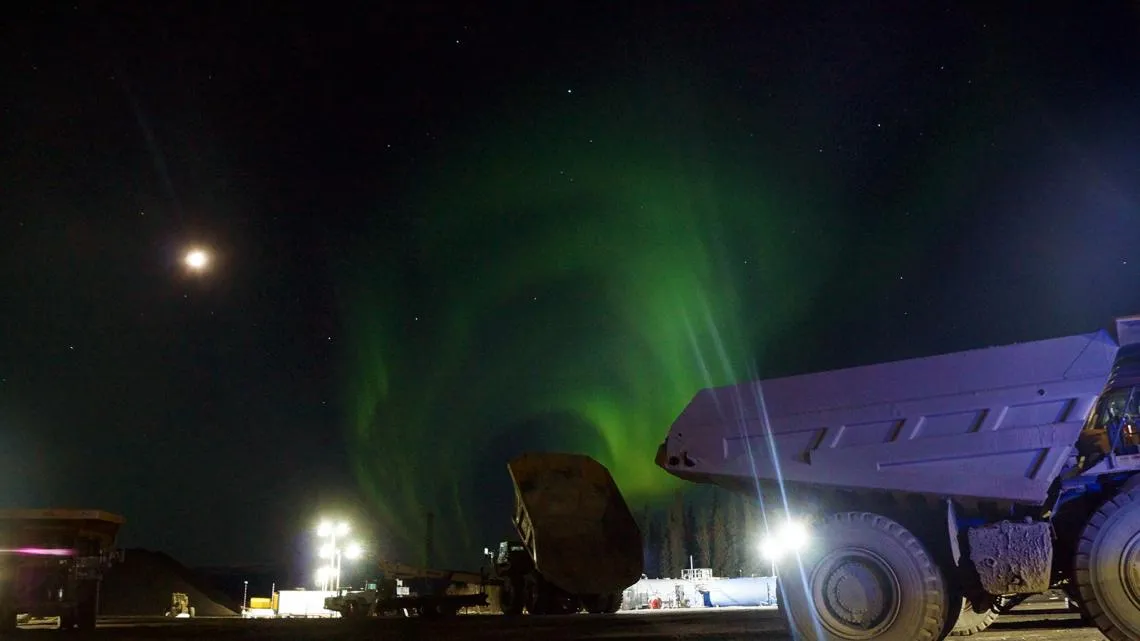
317, 521, 332, 537
337, 522, 350, 536
785, 519, 810, 546
345, 542, 363, 560
759, 518, 812, 563
760, 537, 782, 562
184, 248, 209, 271
318, 543, 333, 559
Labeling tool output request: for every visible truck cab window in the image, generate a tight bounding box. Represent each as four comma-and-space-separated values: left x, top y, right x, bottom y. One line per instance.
1087, 387, 1140, 453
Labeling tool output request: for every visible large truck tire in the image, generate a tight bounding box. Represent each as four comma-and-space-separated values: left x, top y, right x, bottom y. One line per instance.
778, 512, 947, 641
1073, 487, 1140, 640
524, 573, 578, 615
341, 600, 369, 619
1060, 582, 1095, 626
58, 580, 99, 630
947, 595, 1000, 636
500, 578, 524, 616
77, 580, 98, 630
0, 584, 15, 634
584, 592, 621, 614
524, 573, 551, 615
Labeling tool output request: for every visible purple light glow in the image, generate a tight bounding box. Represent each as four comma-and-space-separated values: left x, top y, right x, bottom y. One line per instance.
0, 548, 76, 557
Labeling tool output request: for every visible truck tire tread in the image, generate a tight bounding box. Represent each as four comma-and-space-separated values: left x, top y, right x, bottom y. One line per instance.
780, 511, 946, 641
1073, 487, 1140, 641
947, 597, 1000, 636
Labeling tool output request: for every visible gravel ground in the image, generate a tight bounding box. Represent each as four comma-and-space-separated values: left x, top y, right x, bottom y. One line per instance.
978, 612, 1103, 641
15, 607, 1106, 640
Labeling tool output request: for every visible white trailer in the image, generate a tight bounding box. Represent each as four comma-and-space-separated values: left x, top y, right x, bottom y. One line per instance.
274, 590, 339, 618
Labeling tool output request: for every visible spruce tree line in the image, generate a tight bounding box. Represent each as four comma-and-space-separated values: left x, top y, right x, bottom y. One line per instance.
635, 486, 776, 579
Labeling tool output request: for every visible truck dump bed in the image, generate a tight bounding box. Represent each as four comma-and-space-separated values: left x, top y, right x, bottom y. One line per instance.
0, 509, 124, 555
657, 330, 1120, 505
508, 453, 643, 596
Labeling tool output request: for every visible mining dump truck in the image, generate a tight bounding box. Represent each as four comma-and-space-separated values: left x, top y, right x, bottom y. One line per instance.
656, 316, 1140, 641
0, 509, 125, 632
493, 452, 643, 615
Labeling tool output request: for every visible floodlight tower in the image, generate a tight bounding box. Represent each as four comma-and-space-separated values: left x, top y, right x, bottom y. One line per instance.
315, 520, 361, 591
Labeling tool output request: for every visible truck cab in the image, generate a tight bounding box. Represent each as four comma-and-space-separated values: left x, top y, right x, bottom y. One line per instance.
488, 540, 530, 575
1076, 344, 1140, 465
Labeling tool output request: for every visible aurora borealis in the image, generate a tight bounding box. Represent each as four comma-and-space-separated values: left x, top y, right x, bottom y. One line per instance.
336, 5, 1140, 567
339, 85, 838, 563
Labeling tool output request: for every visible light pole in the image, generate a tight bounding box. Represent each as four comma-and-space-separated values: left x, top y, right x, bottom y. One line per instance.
242, 580, 249, 612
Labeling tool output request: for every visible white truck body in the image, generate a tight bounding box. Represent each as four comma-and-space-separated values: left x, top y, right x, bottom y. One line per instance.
658, 330, 1119, 505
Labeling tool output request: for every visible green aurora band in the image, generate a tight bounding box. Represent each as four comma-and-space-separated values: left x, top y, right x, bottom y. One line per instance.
339, 88, 840, 566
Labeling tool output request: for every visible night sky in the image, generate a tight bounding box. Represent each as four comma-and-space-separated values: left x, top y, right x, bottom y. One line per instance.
3, 2, 1140, 572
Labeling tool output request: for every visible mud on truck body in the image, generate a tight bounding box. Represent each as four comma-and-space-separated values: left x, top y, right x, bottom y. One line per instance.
0, 509, 124, 632
656, 316, 1140, 641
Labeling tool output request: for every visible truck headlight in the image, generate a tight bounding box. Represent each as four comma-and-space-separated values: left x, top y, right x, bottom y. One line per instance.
759, 519, 811, 562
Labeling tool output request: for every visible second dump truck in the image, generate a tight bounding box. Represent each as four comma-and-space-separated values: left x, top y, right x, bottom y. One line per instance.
327, 453, 642, 619
657, 316, 1140, 641
0, 509, 124, 632
324, 560, 489, 618
489, 452, 643, 615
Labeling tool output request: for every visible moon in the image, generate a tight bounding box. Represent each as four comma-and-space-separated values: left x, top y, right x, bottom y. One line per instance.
184, 248, 210, 272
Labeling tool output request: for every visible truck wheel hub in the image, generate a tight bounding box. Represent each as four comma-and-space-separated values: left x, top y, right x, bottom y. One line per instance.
813, 550, 900, 638
1121, 533, 1140, 609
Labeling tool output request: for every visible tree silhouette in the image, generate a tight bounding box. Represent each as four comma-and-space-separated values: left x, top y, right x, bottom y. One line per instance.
711, 491, 731, 576
636, 502, 656, 578
664, 489, 686, 577
693, 499, 712, 569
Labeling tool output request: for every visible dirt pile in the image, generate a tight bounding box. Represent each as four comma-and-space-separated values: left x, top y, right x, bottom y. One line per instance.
99, 548, 239, 616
